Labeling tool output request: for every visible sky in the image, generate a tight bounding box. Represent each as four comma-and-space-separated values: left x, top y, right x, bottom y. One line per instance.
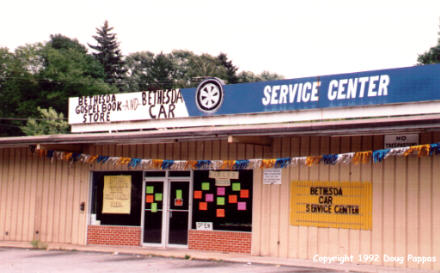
1, 0, 440, 79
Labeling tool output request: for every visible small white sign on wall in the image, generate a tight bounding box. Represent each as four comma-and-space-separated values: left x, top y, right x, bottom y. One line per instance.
384, 134, 419, 149
263, 168, 282, 184
196, 222, 213, 231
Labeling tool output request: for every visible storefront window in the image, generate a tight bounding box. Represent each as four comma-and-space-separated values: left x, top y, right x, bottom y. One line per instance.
91, 171, 143, 226
191, 170, 253, 232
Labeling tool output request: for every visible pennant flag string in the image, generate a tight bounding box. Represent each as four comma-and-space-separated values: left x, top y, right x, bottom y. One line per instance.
31, 142, 440, 170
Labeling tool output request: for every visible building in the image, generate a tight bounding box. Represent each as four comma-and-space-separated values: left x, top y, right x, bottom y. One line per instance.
0, 65, 439, 271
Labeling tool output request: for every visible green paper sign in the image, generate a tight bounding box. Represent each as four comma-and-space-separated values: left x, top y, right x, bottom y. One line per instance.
176, 189, 183, 199
232, 182, 241, 191
202, 182, 210, 191
146, 186, 154, 194
151, 202, 157, 213
217, 197, 225, 205
155, 193, 163, 201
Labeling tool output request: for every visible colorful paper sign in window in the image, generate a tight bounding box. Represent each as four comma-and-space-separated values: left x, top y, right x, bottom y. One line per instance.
151, 202, 158, 213
199, 202, 208, 211
216, 197, 225, 206
205, 193, 214, 202
202, 182, 210, 191
216, 208, 225, 218
146, 186, 154, 194
175, 198, 183, 207
228, 195, 237, 203
146, 194, 154, 203
176, 189, 182, 199
217, 187, 225, 196
237, 202, 247, 211
155, 193, 163, 201
232, 182, 241, 191
194, 190, 202, 199
240, 189, 249, 198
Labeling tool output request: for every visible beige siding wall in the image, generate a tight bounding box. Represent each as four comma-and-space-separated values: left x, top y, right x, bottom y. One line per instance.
0, 147, 89, 245
252, 133, 440, 271
0, 133, 439, 270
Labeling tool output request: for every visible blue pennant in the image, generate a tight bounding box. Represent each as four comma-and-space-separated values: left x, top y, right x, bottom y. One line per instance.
96, 155, 109, 164
274, 158, 291, 168
234, 160, 250, 170
322, 154, 338, 165
128, 158, 141, 168
46, 150, 54, 158
429, 143, 440, 156
372, 149, 390, 163
161, 160, 174, 170
195, 160, 212, 169
72, 152, 82, 162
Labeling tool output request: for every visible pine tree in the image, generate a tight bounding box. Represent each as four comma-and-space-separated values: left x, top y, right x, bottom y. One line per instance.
89, 21, 126, 89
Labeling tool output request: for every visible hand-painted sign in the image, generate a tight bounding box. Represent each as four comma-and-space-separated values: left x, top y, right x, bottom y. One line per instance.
102, 175, 131, 214
69, 64, 440, 126
290, 181, 372, 230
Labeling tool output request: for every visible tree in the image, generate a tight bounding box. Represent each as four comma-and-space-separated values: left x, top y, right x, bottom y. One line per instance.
89, 21, 126, 89
217, 53, 238, 84
170, 50, 229, 88
20, 107, 69, 136
0, 36, 116, 136
237, 70, 283, 83
148, 52, 175, 90
417, 23, 440, 64
125, 51, 155, 91
39, 35, 116, 114
48, 34, 88, 54
0, 45, 42, 136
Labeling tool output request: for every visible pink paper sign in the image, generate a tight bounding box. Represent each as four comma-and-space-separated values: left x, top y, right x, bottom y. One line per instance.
205, 193, 214, 202
217, 187, 225, 196
237, 202, 247, 211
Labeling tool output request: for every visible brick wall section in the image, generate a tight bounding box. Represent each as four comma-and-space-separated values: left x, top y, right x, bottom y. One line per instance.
87, 226, 141, 246
188, 230, 251, 253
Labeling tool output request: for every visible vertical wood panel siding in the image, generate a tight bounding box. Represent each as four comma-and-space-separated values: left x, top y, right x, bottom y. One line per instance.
0, 147, 89, 245
0, 133, 439, 271
251, 133, 440, 271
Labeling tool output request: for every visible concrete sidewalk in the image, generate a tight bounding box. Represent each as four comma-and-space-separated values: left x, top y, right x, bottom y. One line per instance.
0, 241, 434, 273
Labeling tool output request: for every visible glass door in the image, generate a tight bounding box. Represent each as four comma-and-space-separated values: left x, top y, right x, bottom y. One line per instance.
168, 181, 190, 245
142, 172, 192, 247
143, 181, 164, 244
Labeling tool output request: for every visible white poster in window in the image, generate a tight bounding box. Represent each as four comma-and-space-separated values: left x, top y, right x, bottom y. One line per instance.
263, 168, 282, 184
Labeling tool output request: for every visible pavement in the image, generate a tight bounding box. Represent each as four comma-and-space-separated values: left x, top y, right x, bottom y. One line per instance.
0, 241, 436, 273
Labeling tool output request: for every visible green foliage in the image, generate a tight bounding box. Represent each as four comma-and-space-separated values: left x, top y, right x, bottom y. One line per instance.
21, 107, 69, 136
0, 45, 42, 136
39, 39, 116, 114
124, 49, 283, 91
1, 22, 284, 136
237, 70, 283, 83
0, 35, 115, 136
217, 53, 238, 84
89, 21, 126, 89
418, 23, 440, 64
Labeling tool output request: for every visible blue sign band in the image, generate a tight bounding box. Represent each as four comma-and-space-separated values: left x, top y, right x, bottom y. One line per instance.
180, 64, 440, 117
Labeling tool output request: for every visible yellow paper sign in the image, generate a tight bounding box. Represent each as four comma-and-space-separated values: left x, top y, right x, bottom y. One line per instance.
290, 181, 372, 230
102, 175, 131, 214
